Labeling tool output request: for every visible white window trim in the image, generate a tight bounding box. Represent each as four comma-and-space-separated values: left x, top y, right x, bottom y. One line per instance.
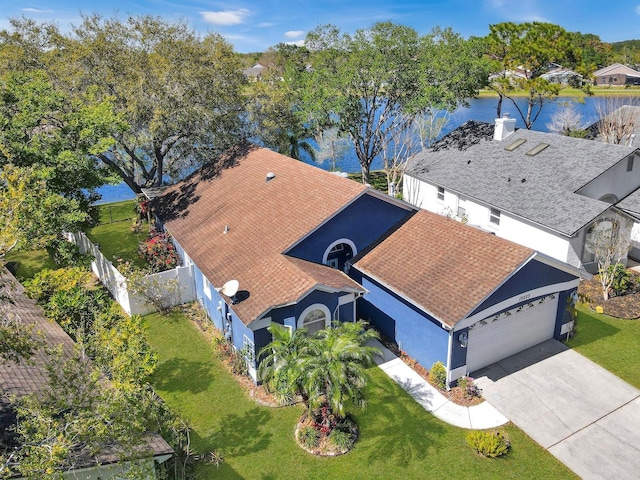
297, 303, 332, 330
322, 239, 357, 265
436, 186, 445, 202
243, 334, 255, 363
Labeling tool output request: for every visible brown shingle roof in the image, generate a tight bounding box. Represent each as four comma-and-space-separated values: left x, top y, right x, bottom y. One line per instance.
155, 144, 368, 324
354, 211, 534, 327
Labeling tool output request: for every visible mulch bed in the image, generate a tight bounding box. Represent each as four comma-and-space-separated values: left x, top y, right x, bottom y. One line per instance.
578, 270, 640, 319
378, 334, 484, 407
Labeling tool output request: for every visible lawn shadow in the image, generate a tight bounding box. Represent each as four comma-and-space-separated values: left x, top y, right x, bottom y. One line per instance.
358, 370, 447, 467
151, 358, 215, 394
569, 309, 621, 347
206, 406, 274, 457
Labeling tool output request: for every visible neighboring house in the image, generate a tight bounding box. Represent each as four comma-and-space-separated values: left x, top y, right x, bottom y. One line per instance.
404, 117, 640, 273
593, 63, 640, 86
152, 143, 582, 385
0, 267, 173, 480
242, 63, 266, 81
540, 67, 582, 86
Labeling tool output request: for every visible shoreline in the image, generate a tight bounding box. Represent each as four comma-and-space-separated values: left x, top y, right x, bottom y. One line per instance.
477, 87, 640, 98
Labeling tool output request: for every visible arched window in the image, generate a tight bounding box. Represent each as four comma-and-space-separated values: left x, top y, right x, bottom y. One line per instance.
298, 304, 331, 335
598, 194, 619, 204
322, 239, 357, 271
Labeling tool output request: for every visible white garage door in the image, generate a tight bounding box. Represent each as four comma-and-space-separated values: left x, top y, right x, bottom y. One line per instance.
466, 294, 559, 373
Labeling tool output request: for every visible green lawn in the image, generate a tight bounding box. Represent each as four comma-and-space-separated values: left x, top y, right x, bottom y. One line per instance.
3, 249, 57, 281
144, 310, 575, 480
567, 303, 640, 389
477, 86, 640, 97
85, 200, 148, 269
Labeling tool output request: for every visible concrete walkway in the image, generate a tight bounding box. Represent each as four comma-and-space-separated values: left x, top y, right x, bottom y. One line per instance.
370, 339, 508, 429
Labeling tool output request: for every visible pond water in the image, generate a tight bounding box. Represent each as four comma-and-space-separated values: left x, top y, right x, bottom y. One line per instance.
95, 95, 633, 202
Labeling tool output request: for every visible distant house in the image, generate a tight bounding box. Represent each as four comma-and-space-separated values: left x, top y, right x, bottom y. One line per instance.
0, 267, 173, 479
541, 67, 583, 86
404, 117, 640, 273
153, 144, 582, 384
593, 63, 640, 86
242, 63, 266, 81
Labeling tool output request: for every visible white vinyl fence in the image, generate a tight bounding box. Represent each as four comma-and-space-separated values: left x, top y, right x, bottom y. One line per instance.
64, 232, 195, 316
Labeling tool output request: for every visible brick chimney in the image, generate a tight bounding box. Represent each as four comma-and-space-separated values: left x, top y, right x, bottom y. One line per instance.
493, 113, 516, 141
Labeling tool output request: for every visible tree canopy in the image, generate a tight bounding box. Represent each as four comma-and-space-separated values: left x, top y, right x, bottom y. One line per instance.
484, 22, 573, 129
0, 15, 249, 193
287, 22, 491, 183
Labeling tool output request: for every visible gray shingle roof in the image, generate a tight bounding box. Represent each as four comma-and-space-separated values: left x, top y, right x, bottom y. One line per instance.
407, 121, 637, 235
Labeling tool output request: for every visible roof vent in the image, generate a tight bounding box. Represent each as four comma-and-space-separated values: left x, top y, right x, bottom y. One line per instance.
265, 172, 276, 182
525, 143, 550, 156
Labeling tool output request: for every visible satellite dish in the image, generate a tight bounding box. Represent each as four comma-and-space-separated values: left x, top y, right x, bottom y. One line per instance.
220, 280, 239, 304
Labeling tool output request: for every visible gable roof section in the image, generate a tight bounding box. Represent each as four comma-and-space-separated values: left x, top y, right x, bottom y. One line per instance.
407, 122, 637, 235
155, 144, 368, 325
353, 210, 534, 327
594, 63, 640, 78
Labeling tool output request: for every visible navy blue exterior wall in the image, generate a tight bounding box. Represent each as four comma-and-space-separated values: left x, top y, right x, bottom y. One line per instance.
266, 289, 354, 329
355, 272, 449, 370
286, 193, 412, 264
554, 287, 578, 339
450, 327, 468, 370
470, 260, 578, 315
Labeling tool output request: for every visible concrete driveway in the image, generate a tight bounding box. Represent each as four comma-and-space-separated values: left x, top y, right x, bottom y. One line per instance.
473, 340, 640, 480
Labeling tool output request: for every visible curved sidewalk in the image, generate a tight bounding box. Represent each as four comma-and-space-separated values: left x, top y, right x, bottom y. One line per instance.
371, 340, 509, 429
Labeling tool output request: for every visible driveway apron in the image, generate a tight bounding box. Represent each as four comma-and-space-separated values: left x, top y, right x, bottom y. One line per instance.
473, 339, 640, 480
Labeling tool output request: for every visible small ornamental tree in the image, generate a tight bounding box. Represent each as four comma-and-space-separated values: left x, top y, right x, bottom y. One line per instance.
138, 230, 180, 273
585, 217, 632, 301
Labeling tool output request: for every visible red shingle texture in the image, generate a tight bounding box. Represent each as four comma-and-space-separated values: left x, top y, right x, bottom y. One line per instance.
155, 144, 368, 324
354, 211, 534, 327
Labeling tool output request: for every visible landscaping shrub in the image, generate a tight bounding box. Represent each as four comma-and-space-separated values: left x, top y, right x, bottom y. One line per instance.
24, 267, 91, 303
606, 263, 631, 296
298, 426, 320, 449
457, 376, 482, 399
328, 427, 355, 451
138, 229, 180, 273
430, 361, 447, 390
49, 238, 93, 268
466, 430, 511, 458
44, 286, 110, 340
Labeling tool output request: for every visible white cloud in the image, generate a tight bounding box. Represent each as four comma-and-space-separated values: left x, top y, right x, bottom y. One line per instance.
284, 30, 305, 39
22, 7, 53, 13
636, 4, 640, 14
258, 22, 275, 28
200, 9, 250, 26
285, 40, 305, 47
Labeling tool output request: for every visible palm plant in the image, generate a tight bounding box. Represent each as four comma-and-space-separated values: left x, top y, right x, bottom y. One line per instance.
296, 321, 380, 429
257, 323, 308, 404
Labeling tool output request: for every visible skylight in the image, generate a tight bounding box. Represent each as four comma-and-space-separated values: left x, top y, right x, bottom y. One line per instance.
504, 138, 526, 151
525, 143, 550, 156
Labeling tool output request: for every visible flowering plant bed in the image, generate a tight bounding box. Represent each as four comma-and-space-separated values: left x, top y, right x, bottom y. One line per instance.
294, 411, 358, 456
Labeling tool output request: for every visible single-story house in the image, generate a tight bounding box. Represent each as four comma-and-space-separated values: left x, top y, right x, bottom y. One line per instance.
404, 117, 640, 273
593, 63, 640, 86
349, 210, 581, 382
0, 267, 173, 479
153, 143, 583, 385
540, 67, 583, 87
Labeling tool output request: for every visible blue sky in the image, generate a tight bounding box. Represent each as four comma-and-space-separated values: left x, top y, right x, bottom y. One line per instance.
2, 1, 640, 53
